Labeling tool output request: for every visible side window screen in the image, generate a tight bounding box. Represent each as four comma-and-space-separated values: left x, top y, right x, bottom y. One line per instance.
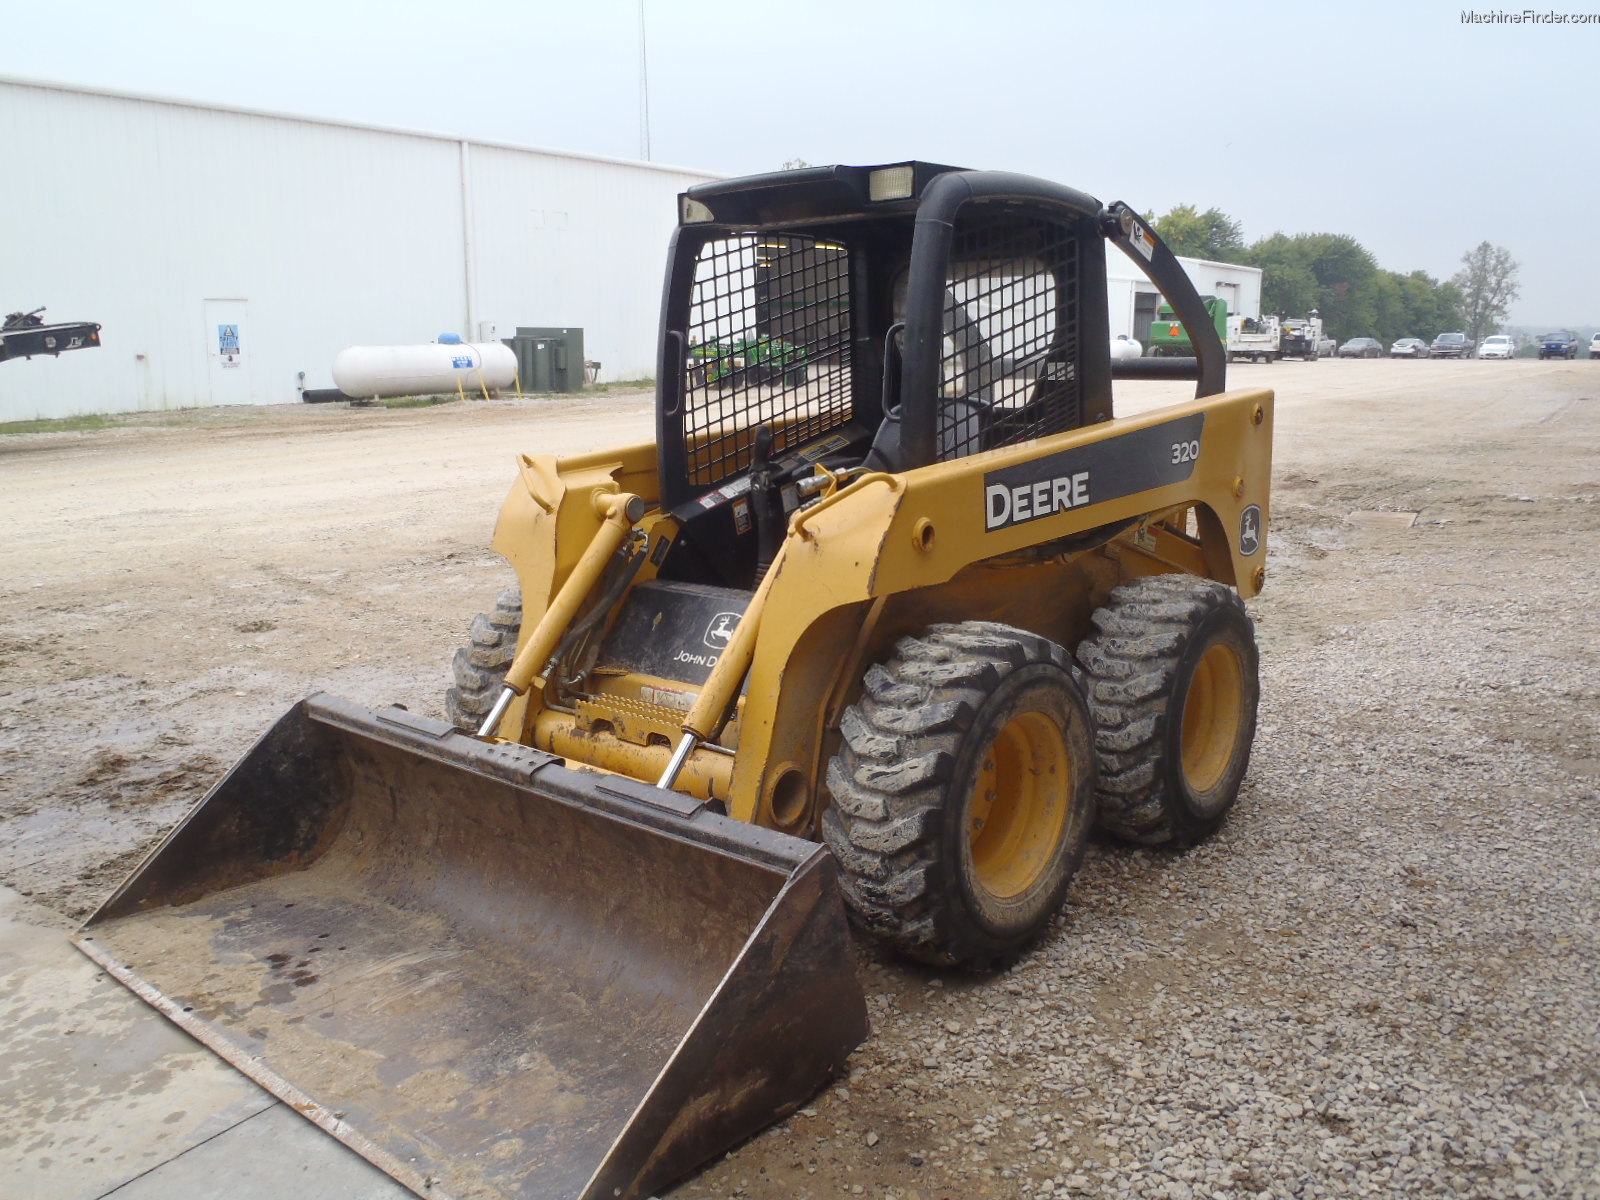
938, 214, 1080, 460
683, 235, 852, 488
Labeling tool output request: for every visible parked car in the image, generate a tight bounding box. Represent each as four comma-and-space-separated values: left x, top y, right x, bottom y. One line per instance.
1317, 333, 1338, 358
1338, 337, 1383, 358
1390, 337, 1430, 359
1477, 335, 1515, 359
1590, 332, 1600, 359
1430, 332, 1473, 358
1538, 331, 1579, 360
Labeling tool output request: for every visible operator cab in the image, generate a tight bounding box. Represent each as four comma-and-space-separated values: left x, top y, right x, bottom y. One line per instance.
652, 162, 1220, 590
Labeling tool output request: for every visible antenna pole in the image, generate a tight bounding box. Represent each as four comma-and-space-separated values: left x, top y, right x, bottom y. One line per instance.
638, 0, 652, 161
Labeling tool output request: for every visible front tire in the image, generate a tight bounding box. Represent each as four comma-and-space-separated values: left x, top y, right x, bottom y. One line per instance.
822, 622, 1095, 969
444, 585, 522, 730
1078, 575, 1259, 848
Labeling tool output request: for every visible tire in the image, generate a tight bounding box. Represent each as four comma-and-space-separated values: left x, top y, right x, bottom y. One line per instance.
444, 585, 522, 730
783, 364, 808, 386
1077, 574, 1259, 848
821, 622, 1096, 969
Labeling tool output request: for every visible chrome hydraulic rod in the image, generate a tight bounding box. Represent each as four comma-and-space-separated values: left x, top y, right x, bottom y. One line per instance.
476, 489, 644, 739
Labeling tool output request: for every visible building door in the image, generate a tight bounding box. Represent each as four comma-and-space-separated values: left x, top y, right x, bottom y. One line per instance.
1133, 290, 1158, 347
205, 299, 251, 405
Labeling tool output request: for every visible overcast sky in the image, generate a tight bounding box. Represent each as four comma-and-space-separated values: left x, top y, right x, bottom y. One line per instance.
4, 0, 1593, 326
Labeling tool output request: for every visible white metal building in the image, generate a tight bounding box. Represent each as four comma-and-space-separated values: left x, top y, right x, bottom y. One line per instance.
1106, 254, 1263, 347
0, 76, 718, 422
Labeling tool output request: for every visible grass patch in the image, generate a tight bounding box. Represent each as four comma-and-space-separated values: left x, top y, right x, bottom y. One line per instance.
575, 378, 654, 396
0, 413, 116, 435
376, 394, 457, 409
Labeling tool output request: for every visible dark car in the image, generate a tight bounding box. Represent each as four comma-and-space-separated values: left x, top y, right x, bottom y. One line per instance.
1338, 337, 1383, 358
1538, 331, 1579, 360
1430, 332, 1473, 358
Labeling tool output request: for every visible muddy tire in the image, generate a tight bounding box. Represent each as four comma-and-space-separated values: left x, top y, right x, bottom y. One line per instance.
821, 622, 1096, 969
444, 585, 522, 730
1077, 574, 1259, 848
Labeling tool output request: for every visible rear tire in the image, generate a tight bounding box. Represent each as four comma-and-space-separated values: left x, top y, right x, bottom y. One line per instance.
821, 622, 1096, 969
444, 585, 522, 730
1077, 575, 1259, 848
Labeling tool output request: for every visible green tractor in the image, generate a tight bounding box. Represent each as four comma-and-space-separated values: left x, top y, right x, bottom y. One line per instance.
1146, 296, 1227, 357
689, 334, 809, 387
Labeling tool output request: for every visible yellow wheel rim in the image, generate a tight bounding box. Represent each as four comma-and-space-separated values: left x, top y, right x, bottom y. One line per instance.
967, 711, 1070, 900
1180, 642, 1245, 795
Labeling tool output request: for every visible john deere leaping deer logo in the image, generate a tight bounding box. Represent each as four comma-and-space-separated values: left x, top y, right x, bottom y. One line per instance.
704, 612, 741, 649
1239, 505, 1262, 556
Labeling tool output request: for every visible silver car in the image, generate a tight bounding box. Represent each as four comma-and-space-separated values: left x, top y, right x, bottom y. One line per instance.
1390, 337, 1430, 359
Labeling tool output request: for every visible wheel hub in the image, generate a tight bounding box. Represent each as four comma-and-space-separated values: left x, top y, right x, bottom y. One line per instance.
968, 711, 1070, 899
1180, 642, 1245, 795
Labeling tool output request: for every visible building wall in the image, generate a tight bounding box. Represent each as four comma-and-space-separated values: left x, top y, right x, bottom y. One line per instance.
1105, 251, 1265, 345
0, 77, 716, 422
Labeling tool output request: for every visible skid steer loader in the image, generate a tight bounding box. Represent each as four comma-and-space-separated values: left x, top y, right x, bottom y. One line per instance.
77, 162, 1272, 1200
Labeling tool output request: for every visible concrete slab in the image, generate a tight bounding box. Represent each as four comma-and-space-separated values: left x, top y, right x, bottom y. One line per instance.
0, 885, 409, 1200
101, 1103, 409, 1200
0, 885, 272, 1200
1344, 509, 1418, 530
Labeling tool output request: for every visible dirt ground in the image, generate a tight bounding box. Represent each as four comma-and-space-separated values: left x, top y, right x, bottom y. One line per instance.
3, 359, 1598, 1198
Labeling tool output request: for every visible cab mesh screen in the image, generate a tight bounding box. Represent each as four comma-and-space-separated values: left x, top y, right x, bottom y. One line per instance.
684, 235, 852, 488
937, 213, 1079, 461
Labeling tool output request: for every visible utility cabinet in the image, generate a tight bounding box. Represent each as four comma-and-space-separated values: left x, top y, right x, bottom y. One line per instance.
504, 326, 585, 393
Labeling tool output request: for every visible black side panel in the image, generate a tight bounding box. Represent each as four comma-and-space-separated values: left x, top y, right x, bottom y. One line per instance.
596, 580, 753, 686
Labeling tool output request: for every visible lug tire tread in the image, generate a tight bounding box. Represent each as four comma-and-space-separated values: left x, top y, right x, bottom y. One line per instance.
821, 622, 1079, 968
1077, 574, 1257, 847
445, 585, 522, 729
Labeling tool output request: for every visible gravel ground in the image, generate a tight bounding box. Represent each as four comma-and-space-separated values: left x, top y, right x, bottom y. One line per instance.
674, 363, 1600, 1200
2, 361, 1597, 1199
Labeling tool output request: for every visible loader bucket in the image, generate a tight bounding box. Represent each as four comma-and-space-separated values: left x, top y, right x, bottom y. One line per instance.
75, 695, 867, 1200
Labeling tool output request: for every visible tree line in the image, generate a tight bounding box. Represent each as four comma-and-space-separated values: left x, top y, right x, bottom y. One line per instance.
1147, 206, 1519, 345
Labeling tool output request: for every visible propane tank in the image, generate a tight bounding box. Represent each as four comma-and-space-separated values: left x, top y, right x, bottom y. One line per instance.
1110, 334, 1143, 361
332, 342, 519, 399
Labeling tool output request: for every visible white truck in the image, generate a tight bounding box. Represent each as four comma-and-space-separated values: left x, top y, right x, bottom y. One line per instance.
1227, 314, 1281, 363
1226, 313, 1324, 363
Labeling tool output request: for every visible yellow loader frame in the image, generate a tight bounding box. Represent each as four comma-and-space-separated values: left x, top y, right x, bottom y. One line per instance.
487, 386, 1271, 830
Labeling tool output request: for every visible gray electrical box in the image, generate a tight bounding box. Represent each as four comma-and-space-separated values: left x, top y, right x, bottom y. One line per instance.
504, 326, 585, 393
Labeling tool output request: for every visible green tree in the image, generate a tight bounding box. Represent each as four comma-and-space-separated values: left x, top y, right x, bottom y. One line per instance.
1451, 242, 1520, 343
1392, 270, 1463, 341
1148, 206, 1469, 346
1242, 232, 1379, 335
1241, 233, 1319, 316
1149, 204, 1246, 261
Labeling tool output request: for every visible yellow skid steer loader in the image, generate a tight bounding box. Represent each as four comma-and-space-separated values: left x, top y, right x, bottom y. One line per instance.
77, 162, 1272, 1200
